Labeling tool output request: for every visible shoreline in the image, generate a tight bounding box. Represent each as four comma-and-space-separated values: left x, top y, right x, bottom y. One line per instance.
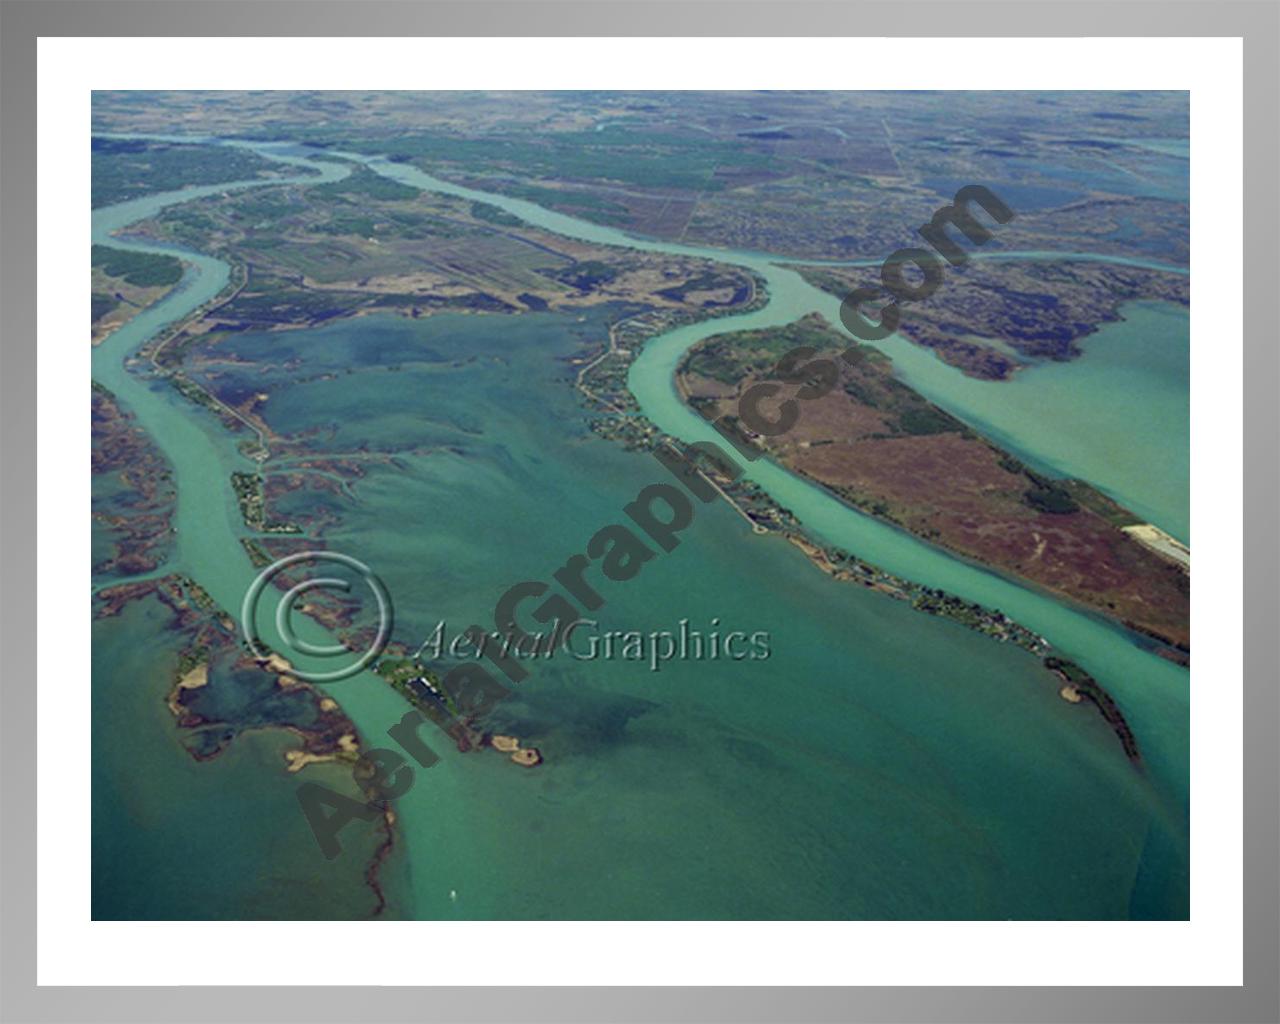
576, 309, 1150, 764
90, 133, 1182, 921
1122, 523, 1191, 571
97, 572, 396, 916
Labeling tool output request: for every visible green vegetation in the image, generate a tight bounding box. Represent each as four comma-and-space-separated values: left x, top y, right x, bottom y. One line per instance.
493, 182, 632, 225
550, 260, 619, 291
224, 195, 304, 221
840, 377, 880, 408
1047, 656, 1093, 686
231, 472, 263, 527
175, 645, 210, 680
998, 455, 1088, 516
177, 575, 218, 613
91, 292, 117, 323
374, 658, 423, 684
1022, 470, 1080, 515
238, 438, 268, 462
1044, 656, 1140, 760
302, 204, 465, 242
682, 317, 968, 440
681, 318, 849, 385
655, 269, 749, 305
1061, 479, 1144, 527
239, 537, 274, 569
1023, 486, 1079, 515
309, 165, 420, 201
309, 215, 381, 238
328, 126, 772, 197
377, 659, 459, 718
170, 374, 225, 415
897, 404, 965, 436
92, 245, 183, 287
232, 471, 301, 534
913, 589, 1012, 632
470, 201, 524, 227
91, 138, 286, 207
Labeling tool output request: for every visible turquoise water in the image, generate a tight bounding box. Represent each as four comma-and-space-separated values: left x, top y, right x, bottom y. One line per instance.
92, 595, 405, 919
356, 150, 1189, 786
207, 310, 1178, 920
874, 301, 1190, 542
91, 136, 1189, 919
358, 153, 1189, 539
92, 149, 422, 918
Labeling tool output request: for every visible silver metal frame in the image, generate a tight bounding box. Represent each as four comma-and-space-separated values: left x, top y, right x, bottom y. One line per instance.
2, 2, 1275, 1020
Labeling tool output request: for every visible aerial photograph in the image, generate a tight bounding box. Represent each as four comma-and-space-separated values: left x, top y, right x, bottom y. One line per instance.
90, 90, 1190, 921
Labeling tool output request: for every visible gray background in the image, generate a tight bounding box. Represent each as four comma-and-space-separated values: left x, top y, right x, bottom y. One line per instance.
1, 1, 1276, 1021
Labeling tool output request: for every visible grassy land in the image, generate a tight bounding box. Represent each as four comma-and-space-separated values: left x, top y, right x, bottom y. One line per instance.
91, 137, 288, 207
308, 165, 421, 202
678, 314, 1190, 651
92, 245, 183, 287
